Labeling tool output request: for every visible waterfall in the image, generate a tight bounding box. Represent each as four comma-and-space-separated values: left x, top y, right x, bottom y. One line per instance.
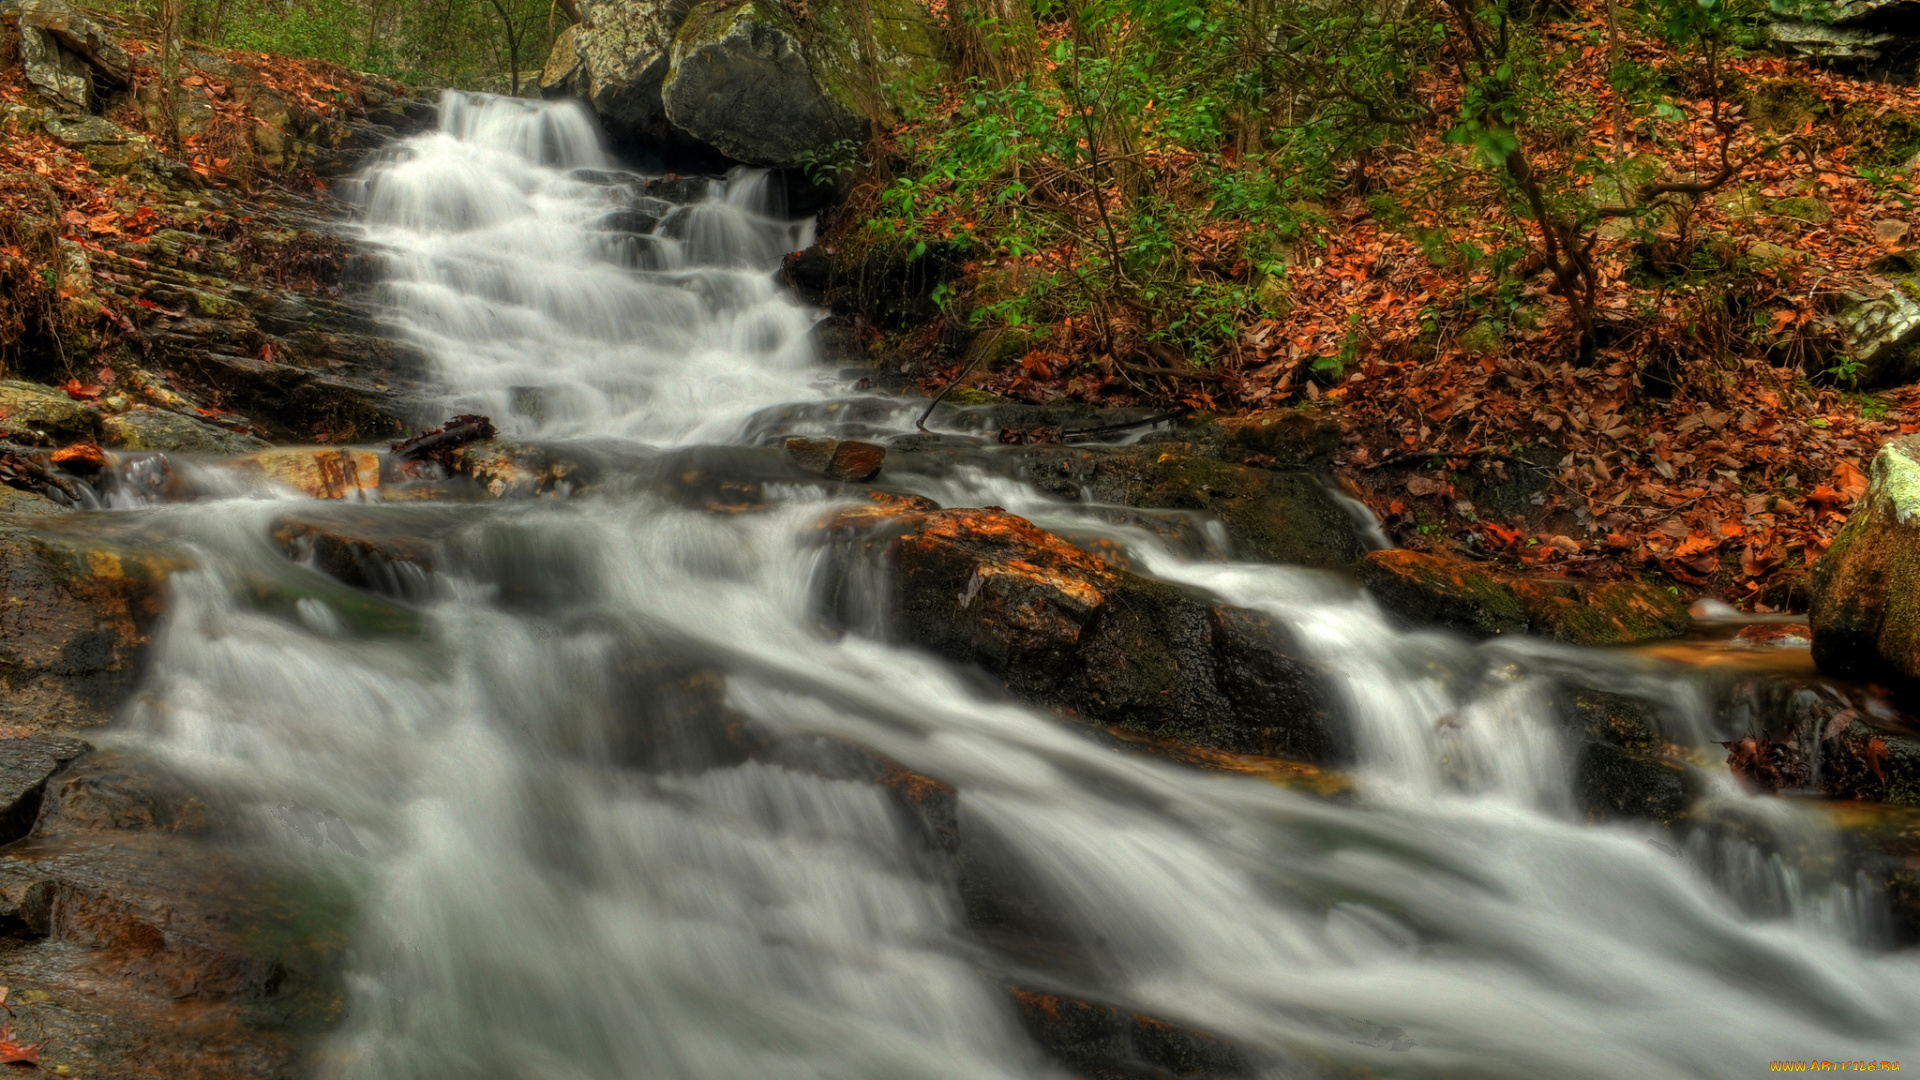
108, 92, 1920, 1079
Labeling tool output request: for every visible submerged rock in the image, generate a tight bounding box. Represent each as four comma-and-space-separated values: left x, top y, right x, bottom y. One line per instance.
1358, 549, 1691, 646
817, 504, 1347, 760
221, 447, 381, 499
1810, 434, 1920, 682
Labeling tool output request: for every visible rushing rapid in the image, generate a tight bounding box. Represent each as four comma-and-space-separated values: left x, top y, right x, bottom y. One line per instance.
110, 93, 1918, 1079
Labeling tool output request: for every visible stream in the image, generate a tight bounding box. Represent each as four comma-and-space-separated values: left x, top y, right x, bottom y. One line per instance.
88, 92, 1920, 1078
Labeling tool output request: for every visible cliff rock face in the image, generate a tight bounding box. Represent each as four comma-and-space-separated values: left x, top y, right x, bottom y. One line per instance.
1765, 0, 1920, 71
540, 0, 946, 166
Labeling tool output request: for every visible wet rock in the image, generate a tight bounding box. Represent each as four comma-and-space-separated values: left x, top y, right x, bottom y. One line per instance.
783, 436, 884, 481
1810, 434, 1920, 683
0, 524, 182, 730
1006, 443, 1366, 570
0, 734, 89, 843
1565, 691, 1693, 823
818, 505, 1347, 760
101, 405, 271, 455
0, 380, 101, 446
221, 447, 381, 499
271, 512, 438, 601
1007, 985, 1255, 1080
0, 751, 344, 1074
1819, 801, 1920, 944
1821, 717, 1920, 807
1358, 549, 1691, 645
448, 439, 593, 498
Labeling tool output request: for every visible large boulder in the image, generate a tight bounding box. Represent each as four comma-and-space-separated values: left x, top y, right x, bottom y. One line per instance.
541, 0, 946, 166
1, 0, 131, 112
1810, 434, 1920, 682
1766, 0, 1920, 69
539, 0, 685, 140
662, 0, 865, 167
816, 503, 1348, 760
0, 380, 101, 446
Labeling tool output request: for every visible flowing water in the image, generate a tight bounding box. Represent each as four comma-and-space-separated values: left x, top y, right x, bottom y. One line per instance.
94, 92, 1919, 1078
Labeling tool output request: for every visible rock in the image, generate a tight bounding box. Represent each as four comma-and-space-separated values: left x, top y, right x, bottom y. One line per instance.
783, 436, 884, 481
0, 380, 101, 446
1565, 691, 1693, 823
1834, 256, 1920, 387
11, 0, 130, 83
1457, 318, 1504, 355
1764, 0, 1920, 69
3, 0, 129, 112
551, 0, 685, 139
0, 524, 182, 730
101, 405, 271, 455
221, 447, 381, 499
39, 111, 125, 147
0, 734, 89, 843
1811, 435, 1920, 682
1358, 549, 1691, 645
1821, 717, 1920, 807
271, 511, 438, 601
1005, 443, 1366, 569
1007, 986, 1256, 1080
447, 439, 593, 498
662, 0, 865, 168
1770, 196, 1833, 223
817, 504, 1348, 759
1877, 219, 1913, 248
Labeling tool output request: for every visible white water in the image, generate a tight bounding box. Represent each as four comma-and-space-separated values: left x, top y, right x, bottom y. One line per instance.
115, 93, 1918, 1079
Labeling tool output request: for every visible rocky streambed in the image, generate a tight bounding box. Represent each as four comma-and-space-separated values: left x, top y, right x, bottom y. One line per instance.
0, 32, 1916, 1077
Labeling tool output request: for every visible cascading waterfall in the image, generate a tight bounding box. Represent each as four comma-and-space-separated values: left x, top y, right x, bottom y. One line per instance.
107, 91, 1918, 1079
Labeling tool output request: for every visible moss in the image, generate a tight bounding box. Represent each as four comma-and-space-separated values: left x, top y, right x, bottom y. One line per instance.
1128, 451, 1365, 569
1456, 319, 1504, 355
1769, 196, 1833, 223
1743, 79, 1830, 133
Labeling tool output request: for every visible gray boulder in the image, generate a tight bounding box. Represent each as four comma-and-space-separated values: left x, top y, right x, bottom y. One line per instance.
540, 0, 687, 139
1766, 0, 1919, 68
1835, 255, 1920, 388
2, 0, 131, 112
662, 0, 864, 167
540, 0, 946, 166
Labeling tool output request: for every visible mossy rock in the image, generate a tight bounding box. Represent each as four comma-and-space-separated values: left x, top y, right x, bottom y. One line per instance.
1769, 196, 1833, 224
962, 325, 1037, 373
1839, 105, 1920, 169
1009, 443, 1365, 570
1742, 78, 1831, 133
1811, 435, 1920, 682
0, 381, 101, 447
1457, 319, 1504, 355
101, 406, 270, 456
1359, 550, 1690, 645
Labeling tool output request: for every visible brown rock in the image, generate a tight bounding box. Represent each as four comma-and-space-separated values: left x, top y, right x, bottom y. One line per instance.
816, 504, 1347, 760
1811, 435, 1920, 683
784, 436, 886, 482
0, 524, 184, 730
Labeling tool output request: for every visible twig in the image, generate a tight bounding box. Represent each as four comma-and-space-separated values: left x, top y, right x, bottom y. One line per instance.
1060, 405, 1192, 442
916, 355, 984, 432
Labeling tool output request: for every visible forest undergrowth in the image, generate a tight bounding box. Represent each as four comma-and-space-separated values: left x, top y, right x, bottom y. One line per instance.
832, 0, 1920, 608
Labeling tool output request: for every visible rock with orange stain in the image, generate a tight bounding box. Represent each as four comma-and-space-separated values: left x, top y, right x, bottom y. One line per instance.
221, 446, 380, 499
1006, 985, 1255, 1079
0, 523, 186, 731
783, 436, 885, 482
817, 504, 1348, 760
1357, 549, 1690, 645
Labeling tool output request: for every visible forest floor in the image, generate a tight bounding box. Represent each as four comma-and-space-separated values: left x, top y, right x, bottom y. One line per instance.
847, 2, 1920, 611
